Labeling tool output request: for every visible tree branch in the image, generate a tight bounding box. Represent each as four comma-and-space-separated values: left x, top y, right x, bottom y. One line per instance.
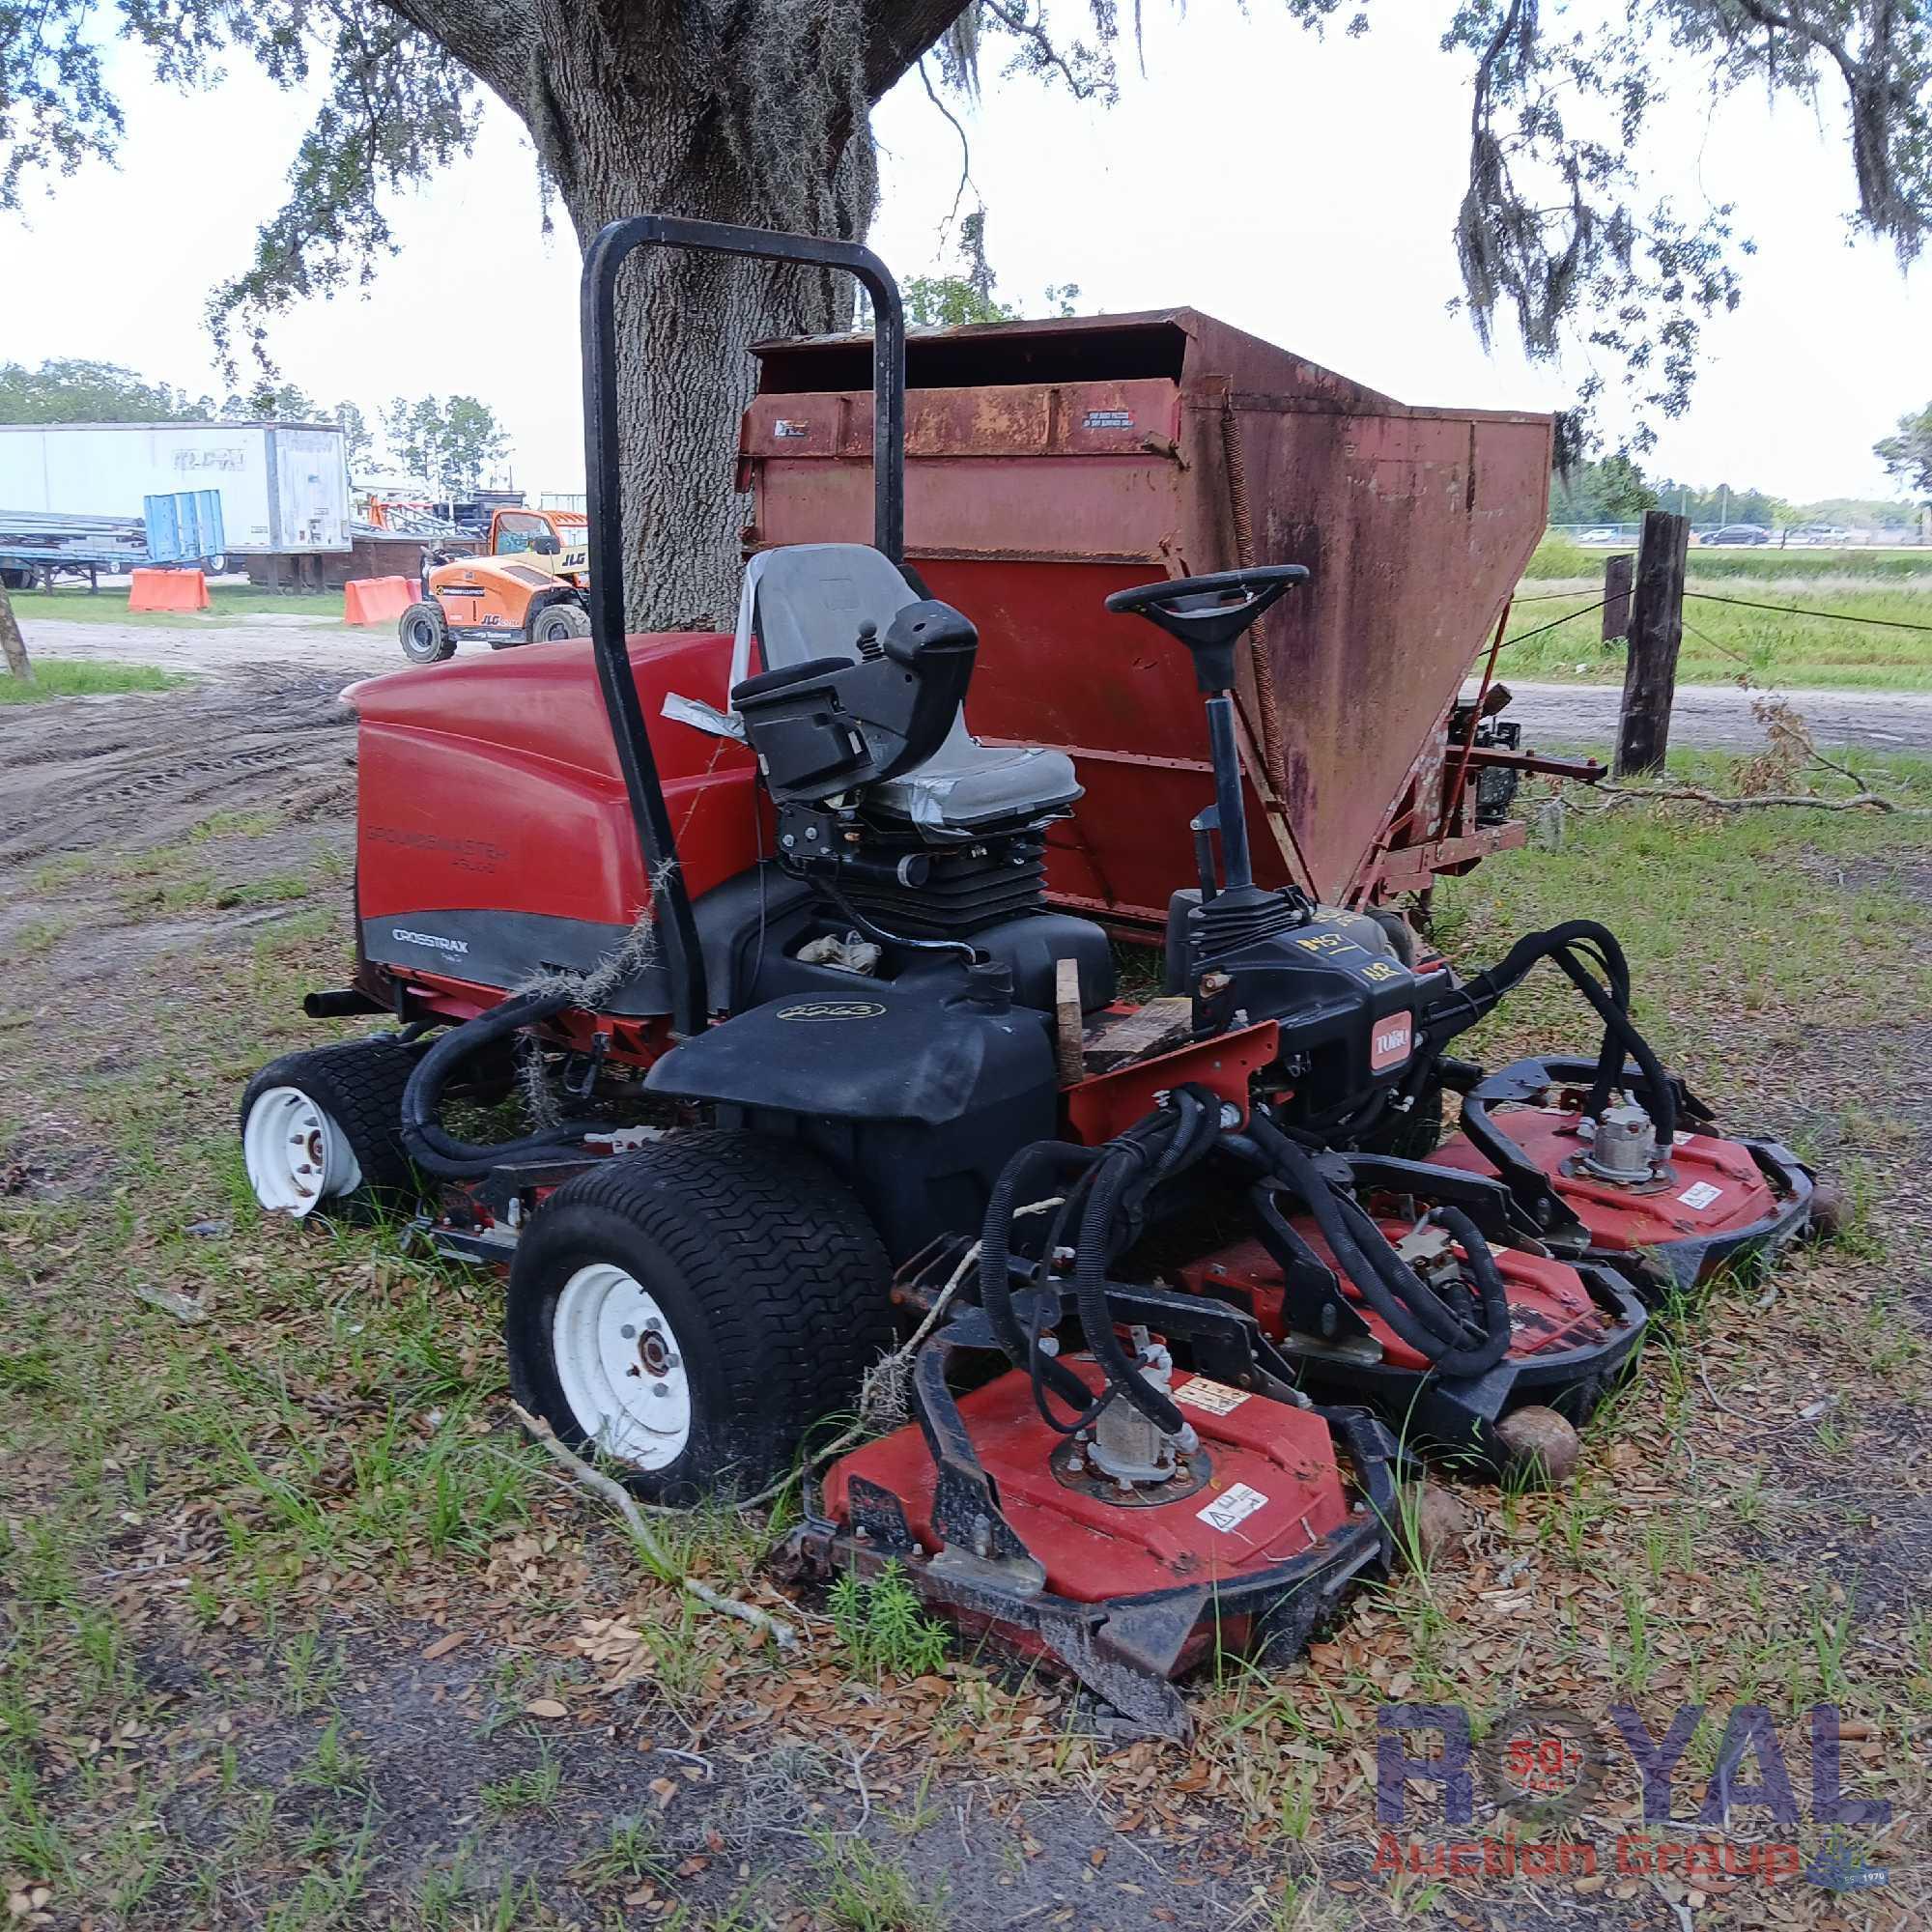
510, 1403, 800, 1648
860, 0, 976, 103
379, 0, 537, 109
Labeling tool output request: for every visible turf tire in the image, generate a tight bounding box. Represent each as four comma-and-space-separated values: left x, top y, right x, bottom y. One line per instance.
505, 1132, 893, 1505
239, 1037, 420, 1221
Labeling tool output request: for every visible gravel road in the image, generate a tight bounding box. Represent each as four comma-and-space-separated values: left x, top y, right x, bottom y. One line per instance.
17, 612, 1932, 753
1497, 678, 1932, 753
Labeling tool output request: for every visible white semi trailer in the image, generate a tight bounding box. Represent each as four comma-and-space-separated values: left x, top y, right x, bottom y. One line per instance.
0, 422, 351, 571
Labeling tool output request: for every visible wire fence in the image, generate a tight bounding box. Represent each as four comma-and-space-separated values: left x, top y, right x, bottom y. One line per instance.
1684, 591, 1932, 635
1496, 588, 1932, 645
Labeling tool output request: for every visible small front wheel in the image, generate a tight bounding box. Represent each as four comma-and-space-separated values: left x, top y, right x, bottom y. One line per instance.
505, 1132, 892, 1503
398, 600, 456, 665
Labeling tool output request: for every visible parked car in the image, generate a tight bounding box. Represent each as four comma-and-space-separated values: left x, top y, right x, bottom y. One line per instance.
1700, 524, 1771, 546
1782, 524, 1850, 547
1575, 526, 1624, 545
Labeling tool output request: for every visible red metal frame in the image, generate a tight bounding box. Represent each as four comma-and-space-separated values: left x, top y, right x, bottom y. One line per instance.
743, 307, 1554, 922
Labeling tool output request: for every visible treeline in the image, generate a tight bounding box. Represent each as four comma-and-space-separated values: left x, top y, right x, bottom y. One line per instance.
1550, 456, 1919, 530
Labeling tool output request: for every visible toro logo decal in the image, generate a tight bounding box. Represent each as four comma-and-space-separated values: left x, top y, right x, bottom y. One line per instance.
1371, 1011, 1413, 1071
775, 1001, 887, 1023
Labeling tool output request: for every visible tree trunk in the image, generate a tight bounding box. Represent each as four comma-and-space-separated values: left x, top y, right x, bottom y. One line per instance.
529, 0, 883, 630
0, 582, 29, 679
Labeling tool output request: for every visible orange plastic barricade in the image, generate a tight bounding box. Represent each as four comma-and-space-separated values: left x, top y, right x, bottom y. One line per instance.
128, 568, 210, 613
342, 576, 421, 626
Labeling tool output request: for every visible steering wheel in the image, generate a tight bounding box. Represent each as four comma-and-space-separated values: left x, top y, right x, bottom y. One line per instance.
1104, 566, 1310, 693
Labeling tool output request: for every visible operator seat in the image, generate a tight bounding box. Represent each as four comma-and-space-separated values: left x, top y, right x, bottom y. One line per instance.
731, 544, 1081, 839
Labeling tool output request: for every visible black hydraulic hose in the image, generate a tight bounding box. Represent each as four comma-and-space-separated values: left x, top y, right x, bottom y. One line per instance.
1447, 919, 1630, 1025
1547, 946, 1678, 1147
977, 1139, 1100, 1413
400, 989, 606, 1179
1419, 1206, 1512, 1378
1072, 1132, 1188, 1435
1246, 1113, 1512, 1378
1326, 1186, 1473, 1348
1433, 918, 1676, 1146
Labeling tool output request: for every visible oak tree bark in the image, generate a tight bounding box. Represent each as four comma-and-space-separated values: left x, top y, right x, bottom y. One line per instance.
390, 0, 965, 628
0, 582, 29, 679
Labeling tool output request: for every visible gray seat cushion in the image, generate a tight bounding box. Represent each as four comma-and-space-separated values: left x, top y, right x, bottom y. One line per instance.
868, 723, 1082, 837
745, 544, 1082, 842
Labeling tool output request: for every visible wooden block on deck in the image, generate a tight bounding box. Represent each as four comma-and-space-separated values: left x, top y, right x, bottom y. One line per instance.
1081, 996, 1194, 1075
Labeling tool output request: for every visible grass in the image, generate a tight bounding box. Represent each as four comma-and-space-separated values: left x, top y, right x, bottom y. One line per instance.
826, 1562, 952, 1682
1515, 531, 1932, 690
10, 582, 346, 625
800, 1833, 948, 1932
1500, 577, 1932, 689
4, 737, 1930, 1922
0, 657, 189, 701
1430, 746, 1932, 1063
1525, 534, 1932, 581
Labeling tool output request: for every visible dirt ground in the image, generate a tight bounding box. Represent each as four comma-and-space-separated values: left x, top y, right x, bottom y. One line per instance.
3, 670, 1931, 1931
16, 613, 393, 680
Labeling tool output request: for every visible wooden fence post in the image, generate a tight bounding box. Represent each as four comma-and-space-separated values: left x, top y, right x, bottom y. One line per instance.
1614, 511, 1690, 778
0, 582, 30, 680
1601, 552, 1634, 640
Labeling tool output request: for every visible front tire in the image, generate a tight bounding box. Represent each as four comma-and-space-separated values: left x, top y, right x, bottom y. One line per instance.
399, 601, 456, 664
528, 601, 591, 644
240, 1038, 419, 1220
505, 1133, 892, 1504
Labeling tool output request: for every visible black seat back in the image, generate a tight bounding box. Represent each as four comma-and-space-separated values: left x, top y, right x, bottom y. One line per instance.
730, 599, 978, 804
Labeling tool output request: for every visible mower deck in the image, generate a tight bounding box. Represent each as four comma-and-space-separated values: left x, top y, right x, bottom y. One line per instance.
1177, 1222, 1647, 1464
800, 1342, 1394, 1740
1427, 1056, 1815, 1294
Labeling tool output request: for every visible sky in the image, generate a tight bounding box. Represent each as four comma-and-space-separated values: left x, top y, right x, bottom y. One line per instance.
0, 11, 1922, 504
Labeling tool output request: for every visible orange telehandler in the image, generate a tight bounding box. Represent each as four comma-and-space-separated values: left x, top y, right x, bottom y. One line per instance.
398, 507, 591, 663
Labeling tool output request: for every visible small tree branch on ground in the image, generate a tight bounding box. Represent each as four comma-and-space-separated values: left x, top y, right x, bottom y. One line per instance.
509, 1402, 800, 1648
1582, 783, 1931, 817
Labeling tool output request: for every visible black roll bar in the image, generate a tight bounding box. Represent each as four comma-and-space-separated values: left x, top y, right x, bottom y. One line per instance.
580, 214, 908, 1036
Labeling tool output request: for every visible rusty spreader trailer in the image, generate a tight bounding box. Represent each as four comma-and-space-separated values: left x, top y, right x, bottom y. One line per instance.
739, 308, 1559, 931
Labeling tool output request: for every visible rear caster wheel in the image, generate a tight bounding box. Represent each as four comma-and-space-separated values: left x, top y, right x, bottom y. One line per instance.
239, 1038, 419, 1221
505, 1132, 892, 1504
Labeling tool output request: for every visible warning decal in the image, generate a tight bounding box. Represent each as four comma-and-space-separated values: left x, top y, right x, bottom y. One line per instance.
1175, 1376, 1252, 1416
1198, 1483, 1269, 1533
1677, 1180, 1722, 1209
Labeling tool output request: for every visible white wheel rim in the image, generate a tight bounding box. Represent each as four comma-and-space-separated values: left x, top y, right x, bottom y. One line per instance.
243, 1085, 362, 1217
553, 1264, 692, 1470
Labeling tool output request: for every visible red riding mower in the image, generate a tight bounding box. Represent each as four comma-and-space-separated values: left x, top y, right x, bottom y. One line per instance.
240, 218, 1825, 1732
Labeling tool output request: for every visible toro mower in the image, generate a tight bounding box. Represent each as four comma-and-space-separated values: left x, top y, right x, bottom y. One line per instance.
239, 216, 1826, 1725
